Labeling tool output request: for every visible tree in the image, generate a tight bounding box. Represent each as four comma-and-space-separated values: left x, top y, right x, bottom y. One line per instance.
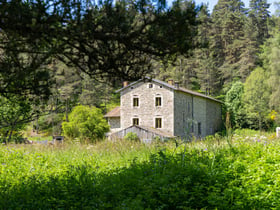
194, 4, 222, 94
0, 0, 199, 99
0, 96, 34, 143
62, 105, 109, 142
249, 0, 270, 45
225, 81, 245, 128
0, 0, 57, 99
242, 67, 270, 130
260, 32, 280, 112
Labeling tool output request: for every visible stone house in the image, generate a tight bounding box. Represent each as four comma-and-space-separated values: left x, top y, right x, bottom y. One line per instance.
105, 78, 222, 140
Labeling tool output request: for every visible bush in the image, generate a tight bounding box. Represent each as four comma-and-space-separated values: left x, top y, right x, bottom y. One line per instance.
124, 132, 139, 141
62, 105, 109, 142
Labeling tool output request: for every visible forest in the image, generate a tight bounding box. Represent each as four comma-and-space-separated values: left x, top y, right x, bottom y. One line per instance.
0, 0, 280, 142
3, 1, 280, 209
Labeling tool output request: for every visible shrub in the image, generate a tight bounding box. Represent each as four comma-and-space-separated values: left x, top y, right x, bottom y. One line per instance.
124, 132, 139, 141
62, 105, 109, 142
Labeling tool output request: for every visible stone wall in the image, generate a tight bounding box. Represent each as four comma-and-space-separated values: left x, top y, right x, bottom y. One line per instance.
120, 81, 174, 135
174, 91, 222, 138
174, 91, 193, 138
206, 100, 222, 135
193, 96, 207, 137
120, 79, 222, 139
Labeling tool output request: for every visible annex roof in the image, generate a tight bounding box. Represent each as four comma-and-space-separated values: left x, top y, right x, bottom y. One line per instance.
104, 106, 120, 117
137, 125, 176, 138
111, 125, 176, 139
116, 77, 222, 104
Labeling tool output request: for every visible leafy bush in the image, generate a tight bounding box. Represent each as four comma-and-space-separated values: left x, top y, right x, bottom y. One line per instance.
62, 105, 109, 142
124, 132, 139, 141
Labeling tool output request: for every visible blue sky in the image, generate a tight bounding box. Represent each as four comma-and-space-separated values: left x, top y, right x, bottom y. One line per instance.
194, 0, 277, 14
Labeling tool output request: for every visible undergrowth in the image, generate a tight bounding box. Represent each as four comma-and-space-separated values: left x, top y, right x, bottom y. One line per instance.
1, 133, 280, 209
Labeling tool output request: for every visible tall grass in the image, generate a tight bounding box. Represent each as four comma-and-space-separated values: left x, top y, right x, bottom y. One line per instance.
1, 133, 280, 209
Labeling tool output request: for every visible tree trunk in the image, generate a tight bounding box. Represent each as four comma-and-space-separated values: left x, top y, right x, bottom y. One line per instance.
36, 116, 39, 134
7, 129, 13, 143
259, 112, 262, 132
65, 98, 69, 122
3, 130, 9, 144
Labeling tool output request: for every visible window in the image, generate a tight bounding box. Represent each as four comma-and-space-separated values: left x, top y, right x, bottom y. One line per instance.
148, 83, 153, 88
155, 118, 162, 128
133, 97, 139, 107
133, 118, 139, 125
155, 97, 162, 107
198, 122, 201, 135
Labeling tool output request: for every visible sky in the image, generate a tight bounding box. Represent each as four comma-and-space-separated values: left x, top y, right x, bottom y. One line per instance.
194, 0, 277, 14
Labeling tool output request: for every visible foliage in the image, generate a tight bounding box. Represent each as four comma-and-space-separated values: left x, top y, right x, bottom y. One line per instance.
38, 113, 64, 136
0, 0, 199, 99
225, 81, 245, 128
1, 0, 280, 134
0, 96, 34, 143
62, 105, 109, 142
1, 132, 280, 209
124, 132, 140, 141
261, 32, 280, 112
243, 67, 270, 129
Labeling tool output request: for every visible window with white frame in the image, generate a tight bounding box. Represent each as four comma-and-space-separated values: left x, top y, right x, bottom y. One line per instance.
155, 118, 162, 128
155, 96, 162, 107
133, 118, 139, 125
133, 97, 139, 107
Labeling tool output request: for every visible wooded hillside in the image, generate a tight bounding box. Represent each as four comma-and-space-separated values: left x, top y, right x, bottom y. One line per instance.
0, 0, 280, 141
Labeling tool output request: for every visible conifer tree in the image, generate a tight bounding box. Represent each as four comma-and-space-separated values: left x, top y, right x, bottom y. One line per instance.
194, 4, 222, 94
211, 0, 247, 88
249, 0, 270, 45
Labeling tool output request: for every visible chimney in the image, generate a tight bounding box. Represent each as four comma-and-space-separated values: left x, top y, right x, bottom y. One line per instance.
167, 79, 174, 86
174, 81, 179, 89
123, 81, 129, 87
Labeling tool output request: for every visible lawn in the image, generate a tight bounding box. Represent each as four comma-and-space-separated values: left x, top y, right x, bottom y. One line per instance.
1, 131, 280, 209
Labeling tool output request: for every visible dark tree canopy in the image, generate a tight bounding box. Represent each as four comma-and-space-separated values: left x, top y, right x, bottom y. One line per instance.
0, 0, 199, 99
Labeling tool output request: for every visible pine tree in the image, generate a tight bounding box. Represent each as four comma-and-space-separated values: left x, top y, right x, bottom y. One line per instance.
211, 0, 247, 88
194, 4, 222, 94
249, 0, 270, 45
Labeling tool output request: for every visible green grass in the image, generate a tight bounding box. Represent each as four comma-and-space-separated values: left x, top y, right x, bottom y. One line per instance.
1, 133, 280, 209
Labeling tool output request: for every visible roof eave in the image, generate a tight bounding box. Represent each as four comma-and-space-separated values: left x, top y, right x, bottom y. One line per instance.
116, 77, 223, 104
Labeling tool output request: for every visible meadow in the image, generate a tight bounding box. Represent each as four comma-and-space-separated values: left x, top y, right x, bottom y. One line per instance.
1, 130, 280, 209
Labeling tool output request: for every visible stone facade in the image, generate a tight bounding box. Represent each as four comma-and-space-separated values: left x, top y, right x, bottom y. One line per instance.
173, 90, 222, 138
120, 81, 174, 135
174, 91, 193, 138
109, 78, 222, 139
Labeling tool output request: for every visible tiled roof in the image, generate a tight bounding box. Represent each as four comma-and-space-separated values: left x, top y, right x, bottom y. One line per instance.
104, 106, 120, 117
116, 77, 222, 104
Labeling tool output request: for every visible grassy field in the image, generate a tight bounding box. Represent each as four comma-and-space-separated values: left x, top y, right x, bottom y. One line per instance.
1, 130, 280, 209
